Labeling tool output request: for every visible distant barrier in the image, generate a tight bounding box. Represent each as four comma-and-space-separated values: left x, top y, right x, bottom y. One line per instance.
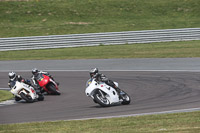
0, 28, 200, 51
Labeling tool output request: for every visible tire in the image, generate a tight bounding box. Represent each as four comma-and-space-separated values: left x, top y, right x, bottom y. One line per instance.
15, 96, 21, 101
20, 92, 34, 103
121, 91, 131, 105
93, 89, 110, 107
93, 99, 98, 103
48, 83, 60, 95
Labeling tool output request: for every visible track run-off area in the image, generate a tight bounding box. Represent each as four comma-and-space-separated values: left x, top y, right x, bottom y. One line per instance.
1, 58, 200, 124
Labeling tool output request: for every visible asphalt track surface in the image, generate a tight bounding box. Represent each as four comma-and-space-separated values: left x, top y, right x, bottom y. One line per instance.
1, 70, 200, 124
1, 58, 200, 71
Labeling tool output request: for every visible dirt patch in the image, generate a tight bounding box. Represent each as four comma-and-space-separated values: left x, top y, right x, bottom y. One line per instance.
65, 22, 93, 25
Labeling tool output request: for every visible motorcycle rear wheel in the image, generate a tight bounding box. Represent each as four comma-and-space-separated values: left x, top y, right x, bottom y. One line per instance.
20, 92, 34, 103
93, 89, 110, 107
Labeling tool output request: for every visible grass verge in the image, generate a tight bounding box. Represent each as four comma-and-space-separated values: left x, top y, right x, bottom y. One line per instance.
0, 90, 13, 102
0, 111, 200, 132
0, 0, 199, 38
0, 40, 200, 60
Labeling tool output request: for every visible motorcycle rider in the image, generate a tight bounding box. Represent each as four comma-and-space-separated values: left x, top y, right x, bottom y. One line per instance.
31, 68, 59, 92
89, 68, 125, 99
8, 72, 31, 88
8, 72, 35, 101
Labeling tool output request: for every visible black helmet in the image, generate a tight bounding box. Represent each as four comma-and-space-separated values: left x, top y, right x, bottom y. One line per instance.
89, 68, 98, 78
8, 72, 16, 81
32, 68, 39, 76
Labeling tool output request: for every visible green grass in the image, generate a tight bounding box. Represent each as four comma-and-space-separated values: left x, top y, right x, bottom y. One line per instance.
0, 0, 199, 38
0, 111, 200, 132
0, 40, 200, 60
0, 90, 13, 102
0, 0, 200, 130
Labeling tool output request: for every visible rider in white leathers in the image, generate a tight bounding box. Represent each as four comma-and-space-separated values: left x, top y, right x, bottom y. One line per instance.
8, 72, 38, 101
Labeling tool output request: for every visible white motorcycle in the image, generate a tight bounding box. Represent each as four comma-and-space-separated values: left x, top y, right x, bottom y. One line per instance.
85, 78, 131, 107
10, 81, 44, 103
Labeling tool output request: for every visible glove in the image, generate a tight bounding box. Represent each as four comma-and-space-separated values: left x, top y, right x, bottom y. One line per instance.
101, 77, 108, 82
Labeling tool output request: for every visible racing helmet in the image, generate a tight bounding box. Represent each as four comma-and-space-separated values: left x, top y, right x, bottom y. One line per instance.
89, 68, 98, 78
32, 68, 39, 76
8, 72, 16, 81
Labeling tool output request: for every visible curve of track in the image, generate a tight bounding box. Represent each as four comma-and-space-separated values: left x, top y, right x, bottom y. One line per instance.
1, 71, 200, 124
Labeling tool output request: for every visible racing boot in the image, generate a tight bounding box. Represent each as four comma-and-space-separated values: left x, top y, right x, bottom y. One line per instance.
35, 88, 42, 95
34, 85, 43, 94
114, 86, 124, 99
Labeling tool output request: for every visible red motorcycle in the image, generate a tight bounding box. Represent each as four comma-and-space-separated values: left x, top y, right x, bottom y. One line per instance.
37, 73, 60, 95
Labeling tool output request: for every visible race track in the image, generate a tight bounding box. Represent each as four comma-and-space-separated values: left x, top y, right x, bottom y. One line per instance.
1, 71, 200, 124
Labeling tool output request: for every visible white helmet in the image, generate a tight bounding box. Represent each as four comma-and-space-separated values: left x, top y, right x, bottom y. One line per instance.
8, 72, 16, 81
32, 68, 39, 76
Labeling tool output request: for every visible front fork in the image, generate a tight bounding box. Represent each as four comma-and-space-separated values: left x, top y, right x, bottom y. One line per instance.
98, 90, 106, 98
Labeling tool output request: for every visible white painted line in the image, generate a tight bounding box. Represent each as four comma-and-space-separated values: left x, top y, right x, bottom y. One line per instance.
6, 107, 200, 124
0, 100, 16, 106
64, 107, 200, 121
0, 88, 10, 90
44, 69, 200, 72
1, 70, 200, 72
0, 88, 14, 107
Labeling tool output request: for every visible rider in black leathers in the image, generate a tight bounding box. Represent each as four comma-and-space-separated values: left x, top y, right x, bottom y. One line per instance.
89, 68, 124, 99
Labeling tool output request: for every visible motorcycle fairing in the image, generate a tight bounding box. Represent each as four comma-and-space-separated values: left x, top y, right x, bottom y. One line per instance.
38, 74, 50, 87
85, 79, 120, 104
10, 81, 37, 100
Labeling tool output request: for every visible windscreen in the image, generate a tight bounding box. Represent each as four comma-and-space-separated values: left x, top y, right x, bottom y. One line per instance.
86, 79, 92, 87
37, 73, 44, 81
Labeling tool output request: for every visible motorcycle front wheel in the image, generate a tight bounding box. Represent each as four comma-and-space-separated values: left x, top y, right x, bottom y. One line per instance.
15, 96, 21, 101
20, 92, 34, 103
93, 89, 110, 107
121, 91, 131, 105
48, 83, 60, 95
